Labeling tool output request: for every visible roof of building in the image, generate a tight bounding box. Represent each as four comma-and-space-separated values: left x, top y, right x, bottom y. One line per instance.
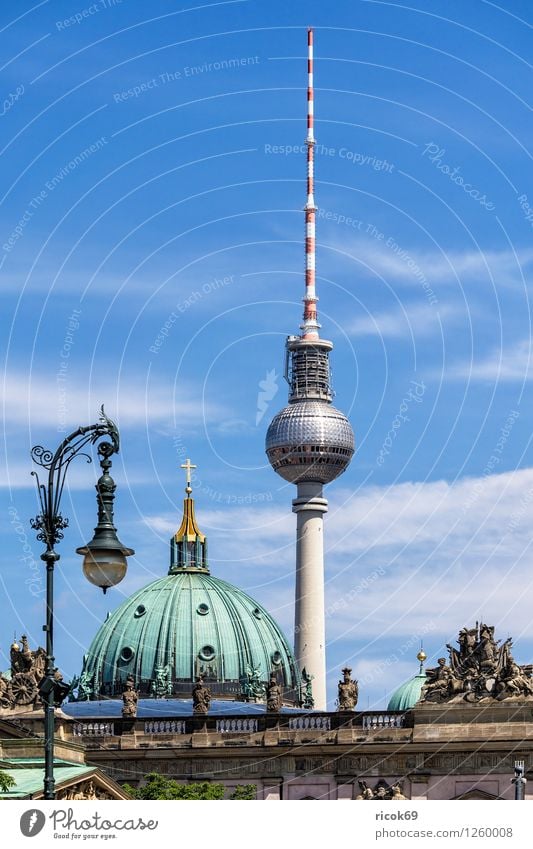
64, 698, 306, 718
0, 741, 130, 799
0, 764, 97, 799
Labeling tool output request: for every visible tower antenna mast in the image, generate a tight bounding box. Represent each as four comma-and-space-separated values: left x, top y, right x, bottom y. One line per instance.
302, 27, 320, 341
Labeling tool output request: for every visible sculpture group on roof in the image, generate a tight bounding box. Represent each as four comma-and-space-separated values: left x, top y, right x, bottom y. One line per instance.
421, 623, 533, 703
0, 635, 47, 711
356, 779, 406, 800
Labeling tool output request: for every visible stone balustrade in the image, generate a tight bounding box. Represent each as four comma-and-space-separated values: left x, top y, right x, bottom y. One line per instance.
144, 720, 186, 734
72, 721, 115, 737
361, 714, 404, 729
288, 715, 331, 731
216, 718, 258, 733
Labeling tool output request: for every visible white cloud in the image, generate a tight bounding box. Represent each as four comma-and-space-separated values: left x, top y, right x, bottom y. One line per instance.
1, 370, 225, 430
349, 302, 459, 339
445, 338, 533, 382
143, 466, 533, 656
333, 238, 533, 290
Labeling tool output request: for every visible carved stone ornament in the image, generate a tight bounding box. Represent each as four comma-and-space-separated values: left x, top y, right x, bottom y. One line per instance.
239, 664, 266, 702
421, 623, 533, 703
0, 635, 48, 711
150, 664, 173, 698
337, 667, 358, 711
356, 779, 406, 800
56, 779, 113, 800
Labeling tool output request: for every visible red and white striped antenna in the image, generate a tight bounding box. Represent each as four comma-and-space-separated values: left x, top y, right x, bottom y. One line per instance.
301, 27, 320, 340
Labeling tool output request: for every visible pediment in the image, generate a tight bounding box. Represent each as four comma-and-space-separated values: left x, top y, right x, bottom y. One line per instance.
452, 789, 500, 800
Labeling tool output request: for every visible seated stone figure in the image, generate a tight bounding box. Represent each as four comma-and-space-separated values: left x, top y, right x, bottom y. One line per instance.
422, 658, 455, 701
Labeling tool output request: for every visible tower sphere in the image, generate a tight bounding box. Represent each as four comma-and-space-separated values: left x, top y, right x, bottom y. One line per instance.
266, 399, 354, 485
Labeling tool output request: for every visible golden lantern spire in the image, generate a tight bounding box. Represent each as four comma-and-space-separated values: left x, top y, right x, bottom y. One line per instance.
169, 459, 208, 573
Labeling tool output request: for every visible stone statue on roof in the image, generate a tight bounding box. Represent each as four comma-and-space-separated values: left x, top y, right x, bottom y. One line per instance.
122, 675, 138, 719
192, 674, 211, 714
337, 667, 358, 711
266, 671, 283, 712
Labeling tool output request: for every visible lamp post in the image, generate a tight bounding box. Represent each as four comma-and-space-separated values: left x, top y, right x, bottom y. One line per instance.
512, 760, 527, 800
30, 406, 134, 800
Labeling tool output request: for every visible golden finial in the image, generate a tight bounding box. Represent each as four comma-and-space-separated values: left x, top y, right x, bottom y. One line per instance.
175, 459, 205, 545
417, 647, 427, 671
181, 458, 197, 495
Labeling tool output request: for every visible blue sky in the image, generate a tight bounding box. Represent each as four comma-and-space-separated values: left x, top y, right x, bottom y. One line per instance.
1, 0, 533, 709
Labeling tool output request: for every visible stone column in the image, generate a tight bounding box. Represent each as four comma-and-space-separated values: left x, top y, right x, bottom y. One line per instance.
293, 481, 328, 710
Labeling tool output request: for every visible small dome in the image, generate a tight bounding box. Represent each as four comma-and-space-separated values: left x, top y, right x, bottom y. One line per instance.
266, 400, 354, 484
387, 660, 427, 711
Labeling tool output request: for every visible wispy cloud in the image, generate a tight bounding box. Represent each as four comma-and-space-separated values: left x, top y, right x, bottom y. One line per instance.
142, 466, 533, 653
444, 338, 533, 382
331, 238, 533, 290
1, 371, 226, 431
349, 302, 459, 339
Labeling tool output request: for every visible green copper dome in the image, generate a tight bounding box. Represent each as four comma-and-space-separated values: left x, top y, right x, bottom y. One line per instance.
77, 467, 300, 704
387, 653, 427, 712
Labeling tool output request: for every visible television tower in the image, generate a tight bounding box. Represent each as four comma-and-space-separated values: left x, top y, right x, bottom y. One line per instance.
265, 29, 355, 710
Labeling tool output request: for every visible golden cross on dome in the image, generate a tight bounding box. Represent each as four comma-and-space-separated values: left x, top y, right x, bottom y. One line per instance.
181, 458, 197, 494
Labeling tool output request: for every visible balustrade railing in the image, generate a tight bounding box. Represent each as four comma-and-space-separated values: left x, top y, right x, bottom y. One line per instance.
143, 719, 186, 734
216, 718, 258, 734
72, 721, 115, 737
288, 715, 331, 731
361, 714, 404, 729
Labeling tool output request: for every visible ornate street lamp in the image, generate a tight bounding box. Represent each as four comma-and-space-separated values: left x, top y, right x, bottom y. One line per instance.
30, 407, 134, 800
